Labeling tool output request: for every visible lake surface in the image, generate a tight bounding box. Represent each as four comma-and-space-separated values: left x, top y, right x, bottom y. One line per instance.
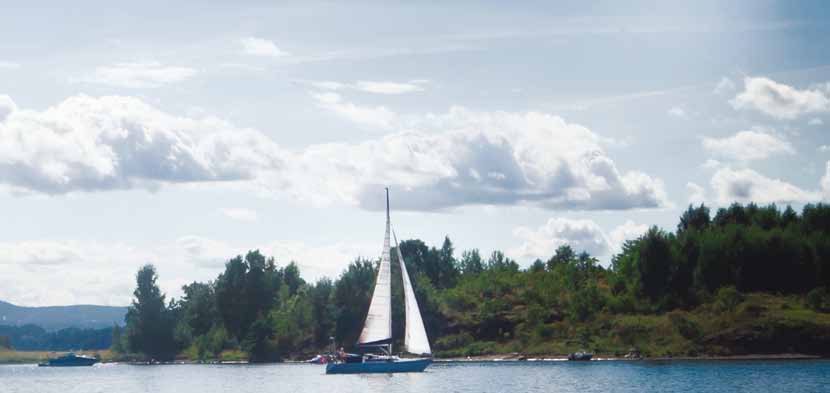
2, 360, 829, 393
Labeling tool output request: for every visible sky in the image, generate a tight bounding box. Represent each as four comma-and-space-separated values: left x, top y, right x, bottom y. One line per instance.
1, 0, 829, 306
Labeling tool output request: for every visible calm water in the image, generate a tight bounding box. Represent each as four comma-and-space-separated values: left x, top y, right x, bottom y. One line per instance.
2, 360, 829, 393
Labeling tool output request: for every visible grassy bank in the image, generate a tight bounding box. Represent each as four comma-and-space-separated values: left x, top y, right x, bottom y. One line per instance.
434, 293, 830, 358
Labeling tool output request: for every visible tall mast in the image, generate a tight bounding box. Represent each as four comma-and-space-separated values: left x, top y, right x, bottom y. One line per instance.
386, 186, 392, 356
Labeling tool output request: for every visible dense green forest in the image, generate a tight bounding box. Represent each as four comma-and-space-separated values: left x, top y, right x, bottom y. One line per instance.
0, 324, 113, 351
119, 202, 830, 362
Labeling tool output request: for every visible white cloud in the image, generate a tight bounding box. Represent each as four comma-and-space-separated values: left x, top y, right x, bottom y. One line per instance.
240, 37, 287, 57
353, 81, 426, 95
820, 145, 830, 152
309, 79, 428, 95
262, 240, 377, 282
668, 106, 687, 118
0, 95, 16, 122
296, 105, 669, 211
0, 94, 668, 212
711, 167, 820, 205
511, 218, 612, 260
175, 235, 241, 269
0, 94, 283, 194
822, 161, 830, 200
510, 218, 647, 263
607, 220, 649, 255
702, 129, 794, 161
0, 241, 82, 266
702, 159, 722, 169
0, 240, 148, 306
0, 236, 376, 306
687, 182, 706, 205
77, 62, 197, 88
219, 208, 258, 222
311, 92, 398, 128
808, 118, 824, 126
714, 77, 736, 95
731, 77, 830, 119
0, 61, 20, 69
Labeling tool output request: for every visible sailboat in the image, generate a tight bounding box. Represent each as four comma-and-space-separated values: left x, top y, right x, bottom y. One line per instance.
326, 188, 432, 374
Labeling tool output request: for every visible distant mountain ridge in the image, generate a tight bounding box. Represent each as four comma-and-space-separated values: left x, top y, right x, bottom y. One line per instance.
0, 300, 127, 331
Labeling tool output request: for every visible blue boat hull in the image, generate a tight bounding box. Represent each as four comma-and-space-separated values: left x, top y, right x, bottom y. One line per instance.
326, 358, 431, 374
38, 357, 98, 367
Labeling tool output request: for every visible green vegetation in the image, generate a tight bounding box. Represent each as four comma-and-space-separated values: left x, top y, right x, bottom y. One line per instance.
119, 202, 830, 362
0, 324, 113, 351
124, 265, 179, 361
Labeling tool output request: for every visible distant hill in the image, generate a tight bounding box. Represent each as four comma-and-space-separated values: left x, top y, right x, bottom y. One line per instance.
0, 300, 127, 331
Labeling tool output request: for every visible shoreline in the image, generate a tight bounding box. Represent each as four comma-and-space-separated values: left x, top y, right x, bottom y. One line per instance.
434, 353, 824, 362
1, 352, 824, 366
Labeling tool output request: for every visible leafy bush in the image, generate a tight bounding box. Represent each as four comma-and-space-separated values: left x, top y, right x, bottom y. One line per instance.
715, 286, 743, 312
434, 332, 474, 350
463, 341, 498, 356
667, 311, 701, 340
533, 324, 555, 340
806, 287, 828, 311
606, 292, 637, 314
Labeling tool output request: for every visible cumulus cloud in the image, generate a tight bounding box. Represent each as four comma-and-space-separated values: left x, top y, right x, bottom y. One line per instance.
310, 79, 428, 95
608, 220, 649, 255
711, 167, 820, 205
822, 161, 830, 200
240, 37, 287, 57
702, 129, 794, 161
0, 94, 283, 194
77, 62, 197, 88
510, 218, 647, 263
0, 95, 16, 121
512, 218, 610, 259
820, 145, 830, 152
809, 118, 824, 126
0, 94, 667, 212
687, 182, 706, 205
296, 105, 669, 211
219, 208, 258, 222
0, 236, 376, 306
731, 77, 830, 119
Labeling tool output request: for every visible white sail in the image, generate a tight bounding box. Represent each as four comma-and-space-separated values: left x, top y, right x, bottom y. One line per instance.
357, 194, 393, 346
393, 229, 432, 355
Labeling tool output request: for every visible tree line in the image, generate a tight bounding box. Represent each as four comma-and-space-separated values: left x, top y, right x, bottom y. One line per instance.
120, 202, 830, 361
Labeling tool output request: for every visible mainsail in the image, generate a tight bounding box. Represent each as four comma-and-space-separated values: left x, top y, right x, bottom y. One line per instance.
393, 229, 432, 355
357, 191, 393, 346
